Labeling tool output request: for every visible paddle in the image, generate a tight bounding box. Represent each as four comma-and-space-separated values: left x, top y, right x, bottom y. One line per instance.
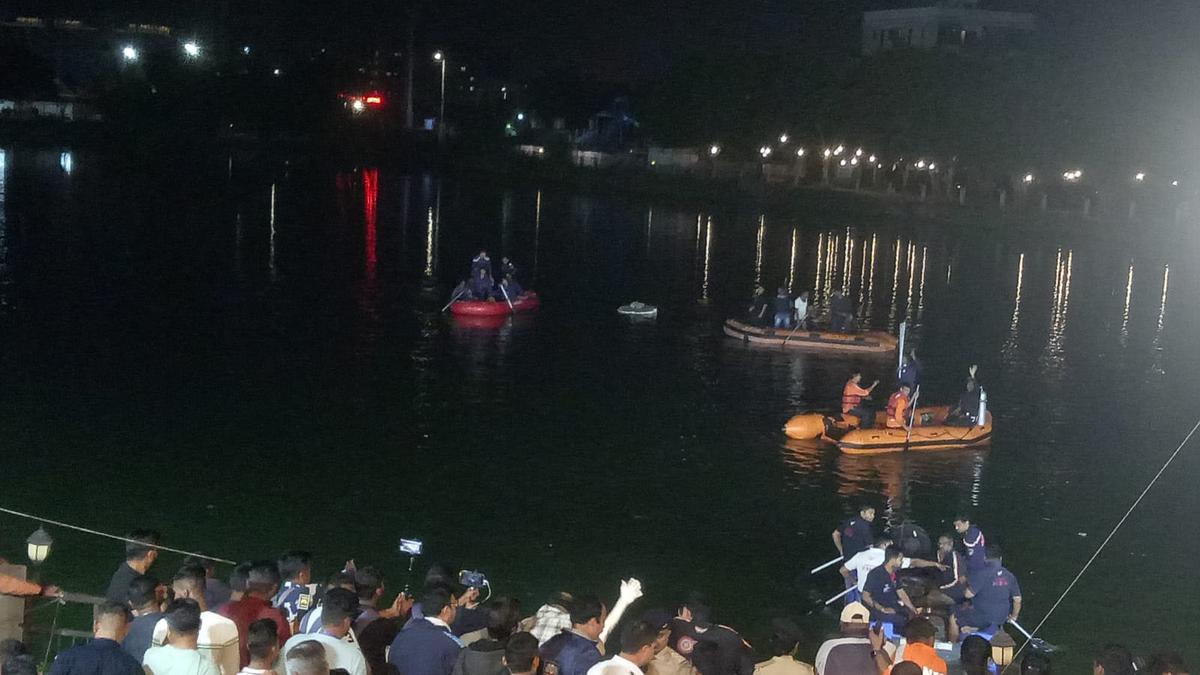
810, 556, 843, 575
499, 283, 516, 314
441, 283, 467, 312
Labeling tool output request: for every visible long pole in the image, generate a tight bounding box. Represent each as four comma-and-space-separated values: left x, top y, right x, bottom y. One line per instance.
823, 587, 853, 606
438, 59, 446, 144
810, 556, 843, 574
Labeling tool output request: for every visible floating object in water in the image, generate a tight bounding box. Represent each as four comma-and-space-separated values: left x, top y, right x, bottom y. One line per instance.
618, 301, 658, 318
724, 319, 897, 353
784, 406, 992, 455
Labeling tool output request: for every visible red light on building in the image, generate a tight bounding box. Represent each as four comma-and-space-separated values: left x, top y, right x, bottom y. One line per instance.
364, 95, 383, 105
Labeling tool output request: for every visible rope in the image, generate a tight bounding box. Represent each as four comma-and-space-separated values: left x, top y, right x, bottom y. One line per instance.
0, 506, 236, 565
1004, 415, 1200, 670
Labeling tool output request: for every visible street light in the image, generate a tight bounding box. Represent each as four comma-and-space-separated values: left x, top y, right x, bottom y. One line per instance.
855, 148, 863, 157
516, 112, 525, 121
916, 160, 926, 169
1023, 173, 1034, 184
796, 148, 806, 157
834, 145, 845, 155
759, 146, 772, 158
242, 46, 251, 55
928, 162, 937, 171
1134, 172, 1146, 182
850, 157, 859, 166
121, 45, 138, 62
779, 133, 789, 144
868, 154, 877, 163
822, 148, 832, 158
182, 41, 201, 58
433, 51, 447, 144
27, 527, 53, 565
272, 68, 281, 76
709, 145, 721, 157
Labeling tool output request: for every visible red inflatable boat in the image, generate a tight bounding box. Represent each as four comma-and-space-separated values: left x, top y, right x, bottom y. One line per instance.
449, 292, 540, 316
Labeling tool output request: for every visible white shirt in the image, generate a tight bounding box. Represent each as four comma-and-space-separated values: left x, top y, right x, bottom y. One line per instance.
793, 297, 808, 319
152, 612, 240, 675
144, 644, 224, 675
280, 632, 367, 675
586, 655, 645, 675
843, 549, 913, 592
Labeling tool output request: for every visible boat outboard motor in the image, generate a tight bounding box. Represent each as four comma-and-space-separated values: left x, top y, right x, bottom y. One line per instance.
977, 387, 988, 427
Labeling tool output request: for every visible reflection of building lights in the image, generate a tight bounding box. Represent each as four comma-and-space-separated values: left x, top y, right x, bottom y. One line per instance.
1134, 172, 1145, 182
1023, 173, 1034, 183
759, 146, 772, 158
183, 41, 200, 57
59, 151, 73, 174
709, 144, 721, 156
121, 45, 138, 61
855, 148, 863, 157
779, 134, 789, 144
796, 147, 806, 157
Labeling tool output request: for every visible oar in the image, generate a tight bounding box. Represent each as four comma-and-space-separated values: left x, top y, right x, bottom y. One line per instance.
904, 385, 921, 450
499, 283, 516, 314
810, 556, 843, 574
441, 285, 466, 312
1008, 619, 1061, 653
823, 587, 853, 606
782, 320, 805, 346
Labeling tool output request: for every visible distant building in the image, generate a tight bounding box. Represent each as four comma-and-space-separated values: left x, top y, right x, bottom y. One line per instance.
862, 1, 1036, 55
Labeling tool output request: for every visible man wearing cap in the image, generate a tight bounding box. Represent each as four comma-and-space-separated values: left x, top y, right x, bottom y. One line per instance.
813, 603, 895, 675
641, 611, 693, 675
752, 620, 813, 675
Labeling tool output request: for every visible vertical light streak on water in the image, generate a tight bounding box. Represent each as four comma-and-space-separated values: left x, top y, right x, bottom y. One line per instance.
1043, 249, 1073, 374
905, 242, 916, 322
1152, 265, 1169, 367
857, 237, 868, 306
645, 206, 653, 258
533, 190, 542, 283
701, 216, 713, 301
269, 183, 277, 280
814, 232, 825, 296
1120, 262, 1133, 346
916, 246, 928, 321
754, 215, 765, 285
867, 233, 878, 305
888, 238, 902, 326
842, 226, 852, 293
787, 228, 798, 293
424, 206, 436, 277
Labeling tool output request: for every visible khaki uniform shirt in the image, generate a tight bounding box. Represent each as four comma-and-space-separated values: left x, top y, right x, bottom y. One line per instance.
646, 647, 695, 675
753, 655, 815, 675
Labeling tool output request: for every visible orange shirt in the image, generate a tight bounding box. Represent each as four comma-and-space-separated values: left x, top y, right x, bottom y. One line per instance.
886, 391, 909, 428
842, 382, 872, 413
884, 642, 947, 675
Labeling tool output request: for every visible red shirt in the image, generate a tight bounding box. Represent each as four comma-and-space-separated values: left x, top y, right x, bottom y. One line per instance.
217, 596, 292, 666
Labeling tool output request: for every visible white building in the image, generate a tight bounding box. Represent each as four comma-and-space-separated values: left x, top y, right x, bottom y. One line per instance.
862, 1, 1036, 55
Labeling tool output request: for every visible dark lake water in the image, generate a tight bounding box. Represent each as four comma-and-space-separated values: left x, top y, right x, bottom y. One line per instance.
2, 147, 1199, 671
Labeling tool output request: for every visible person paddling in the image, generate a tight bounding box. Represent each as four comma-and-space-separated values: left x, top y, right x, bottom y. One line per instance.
842, 373, 879, 428
499, 275, 524, 301
884, 384, 913, 430
469, 268, 496, 301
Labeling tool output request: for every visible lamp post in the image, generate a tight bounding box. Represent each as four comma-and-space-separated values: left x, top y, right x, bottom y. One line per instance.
433, 51, 447, 144
182, 41, 201, 59
990, 629, 1016, 667
121, 45, 138, 63
822, 148, 832, 185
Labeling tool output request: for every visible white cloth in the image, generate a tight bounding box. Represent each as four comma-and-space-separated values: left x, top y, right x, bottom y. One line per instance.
144, 645, 224, 675
586, 655, 645, 675
280, 632, 367, 675
793, 297, 808, 320
152, 612, 240, 675
842, 549, 913, 592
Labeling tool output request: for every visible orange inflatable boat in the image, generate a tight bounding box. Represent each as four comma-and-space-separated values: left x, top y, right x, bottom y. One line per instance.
724, 319, 897, 354
783, 406, 992, 455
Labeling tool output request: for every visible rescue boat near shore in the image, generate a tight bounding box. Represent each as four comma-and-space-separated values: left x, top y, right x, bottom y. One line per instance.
784, 406, 992, 455
723, 319, 898, 354
450, 292, 540, 317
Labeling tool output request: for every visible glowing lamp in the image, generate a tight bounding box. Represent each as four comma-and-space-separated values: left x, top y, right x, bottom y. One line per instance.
516, 112, 525, 121
759, 146, 772, 158
351, 99, 366, 112
121, 45, 138, 62
868, 155, 876, 163
916, 160, 926, 169
796, 148, 806, 157
1134, 172, 1145, 182
433, 51, 444, 61
709, 145, 721, 156
1172, 180, 1179, 186
183, 41, 200, 58
855, 148, 863, 157
990, 629, 1016, 667
1023, 173, 1034, 183
779, 134, 789, 144
272, 68, 281, 76
850, 157, 859, 166
929, 163, 937, 171
27, 527, 53, 565
834, 145, 844, 155
365, 95, 383, 105
823, 148, 832, 158
839, 159, 847, 166
242, 46, 251, 55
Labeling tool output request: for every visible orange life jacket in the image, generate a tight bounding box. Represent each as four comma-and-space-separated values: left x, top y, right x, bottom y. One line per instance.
842, 381, 869, 413
886, 390, 909, 428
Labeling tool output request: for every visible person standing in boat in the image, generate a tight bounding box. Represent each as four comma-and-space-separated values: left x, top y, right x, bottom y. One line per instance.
831, 505, 876, 564
884, 384, 912, 429
898, 351, 921, 390
470, 268, 496, 301
471, 251, 493, 277
841, 373, 879, 428
772, 288, 792, 329
953, 516, 987, 572
793, 291, 810, 330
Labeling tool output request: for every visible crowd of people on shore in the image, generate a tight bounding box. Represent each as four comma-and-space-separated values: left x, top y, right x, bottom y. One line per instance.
0, 527, 1190, 675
